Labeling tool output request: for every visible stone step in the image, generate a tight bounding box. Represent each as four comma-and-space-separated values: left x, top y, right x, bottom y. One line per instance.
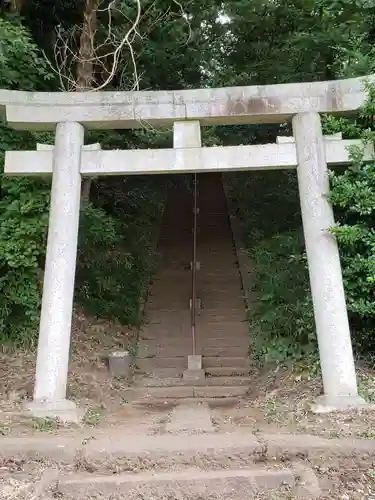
136, 376, 251, 387
207, 366, 250, 377
135, 384, 249, 399
145, 317, 246, 328
146, 303, 191, 311
138, 335, 249, 348
195, 321, 249, 334
147, 292, 244, 302
145, 302, 245, 310
157, 271, 239, 278
136, 357, 187, 370
137, 345, 247, 358
203, 357, 249, 368
134, 366, 250, 378
140, 330, 248, 341
137, 357, 248, 371
195, 312, 247, 322
200, 301, 246, 309
133, 396, 244, 409
0, 425, 341, 491
57, 466, 297, 499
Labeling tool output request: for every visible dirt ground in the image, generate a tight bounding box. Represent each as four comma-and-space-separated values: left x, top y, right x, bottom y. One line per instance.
0, 308, 139, 435
1, 315, 375, 439
211, 365, 375, 440
0, 450, 374, 500
1, 312, 375, 498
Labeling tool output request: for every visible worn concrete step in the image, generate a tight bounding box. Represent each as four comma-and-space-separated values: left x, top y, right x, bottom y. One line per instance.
198, 279, 242, 286
206, 366, 250, 377
195, 321, 249, 334
147, 309, 191, 318
139, 336, 248, 345
146, 304, 191, 311
136, 376, 251, 388
135, 384, 249, 399
135, 367, 185, 378
138, 345, 247, 358
136, 357, 187, 371
57, 466, 298, 499
143, 320, 248, 330
195, 311, 247, 321
147, 316, 191, 326
202, 357, 249, 368
197, 307, 246, 315
147, 293, 244, 303
133, 396, 243, 409
201, 293, 244, 299
144, 322, 247, 332
138, 336, 249, 349
137, 356, 248, 371
157, 270, 238, 278
200, 301, 246, 309
134, 366, 250, 378
140, 328, 191, 338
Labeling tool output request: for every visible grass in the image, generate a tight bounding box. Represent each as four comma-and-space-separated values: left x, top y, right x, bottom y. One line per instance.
83, 406, 105, 427
32, 417, 59, 432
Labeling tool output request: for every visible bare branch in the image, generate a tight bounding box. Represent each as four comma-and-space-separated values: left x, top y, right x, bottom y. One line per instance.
43, 0, 192, 92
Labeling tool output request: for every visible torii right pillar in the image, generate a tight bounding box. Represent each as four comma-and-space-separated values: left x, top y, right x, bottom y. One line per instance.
292, 112, 367, 412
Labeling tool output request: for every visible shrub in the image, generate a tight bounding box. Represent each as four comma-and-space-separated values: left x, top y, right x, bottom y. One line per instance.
229, 85, 375, 365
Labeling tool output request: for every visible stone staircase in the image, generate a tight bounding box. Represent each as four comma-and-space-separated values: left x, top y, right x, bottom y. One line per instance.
2, 422, 342, 499
133, 173, 251, 404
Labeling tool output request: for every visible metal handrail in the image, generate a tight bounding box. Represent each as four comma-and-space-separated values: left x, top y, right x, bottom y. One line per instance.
191, 173, 198, 356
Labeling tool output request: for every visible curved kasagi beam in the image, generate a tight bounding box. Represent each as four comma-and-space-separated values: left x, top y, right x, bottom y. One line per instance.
2, 74, 374, 131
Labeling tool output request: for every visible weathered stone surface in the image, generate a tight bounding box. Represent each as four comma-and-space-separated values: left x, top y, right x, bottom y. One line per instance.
29, 122, 84, 419
293, 112, 365, 407
5, 139, 373, 176
56, 467, 295, 499
0, 436, 78, 461
3, 74, 373, 130
165, 402, 214, 433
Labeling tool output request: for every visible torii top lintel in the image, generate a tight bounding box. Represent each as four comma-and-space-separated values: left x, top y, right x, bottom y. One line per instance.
2, 74, 373, 131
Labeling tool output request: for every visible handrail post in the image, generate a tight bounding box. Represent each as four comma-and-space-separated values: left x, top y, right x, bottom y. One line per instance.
173, 121, 202, 365
191, 173, 198, 356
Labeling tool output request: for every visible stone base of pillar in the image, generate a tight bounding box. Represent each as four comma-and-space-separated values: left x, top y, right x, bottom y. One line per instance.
23, 398, 84, 423
311, 394, 368, 414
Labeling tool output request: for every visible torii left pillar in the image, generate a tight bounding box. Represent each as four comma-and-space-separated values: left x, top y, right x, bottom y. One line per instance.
24, 121, 84, 422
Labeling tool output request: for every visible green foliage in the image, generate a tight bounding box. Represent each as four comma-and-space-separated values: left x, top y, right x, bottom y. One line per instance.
0, 18, 55, 348
249, 232, 316, 365
32, 417, 59, 432
1, 0, 375, 359
0, 17, 51, 90
230, 87, 375, 365
0, 126, 50, 348
227, 170, 301, 247
76, 177, 166, 325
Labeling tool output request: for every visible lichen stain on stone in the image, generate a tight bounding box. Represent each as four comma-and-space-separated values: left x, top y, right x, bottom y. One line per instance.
226, 96, 280, 115
328, 84, 343, 111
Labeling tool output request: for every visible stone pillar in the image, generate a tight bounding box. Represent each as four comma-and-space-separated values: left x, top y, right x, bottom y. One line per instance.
292, 112, 366, 412
24, 122, 84, 422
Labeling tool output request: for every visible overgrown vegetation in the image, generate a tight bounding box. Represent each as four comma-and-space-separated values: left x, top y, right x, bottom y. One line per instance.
0, 0, 375, 366
0, 13, 168, 348
228, 91, 375, 366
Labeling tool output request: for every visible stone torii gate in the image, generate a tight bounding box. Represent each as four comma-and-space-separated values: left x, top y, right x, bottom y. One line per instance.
3, 75, 375, 421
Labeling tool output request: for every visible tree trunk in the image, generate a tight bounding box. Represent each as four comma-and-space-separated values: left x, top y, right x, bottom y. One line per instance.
9, 0, 24, 13
77, 0, 99, 202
